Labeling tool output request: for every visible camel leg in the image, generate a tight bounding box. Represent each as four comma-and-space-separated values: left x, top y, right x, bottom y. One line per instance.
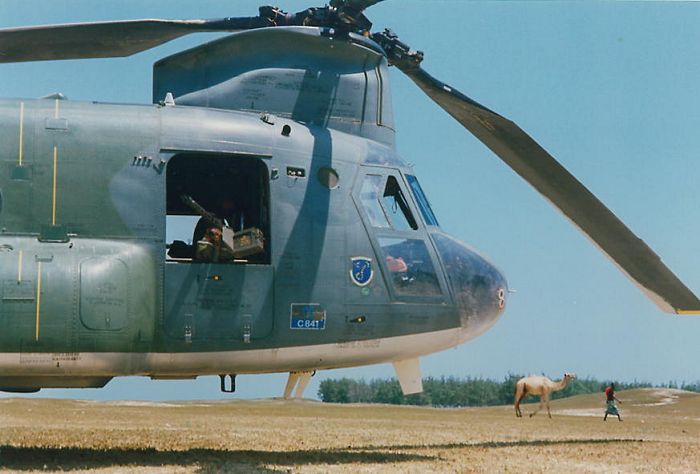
545, 394, 552, 418
530, 396, 544, 418
514, 394, 522, 417
517, 387, 529, 418
529, 399, 537, 417
514, 386, 524, 417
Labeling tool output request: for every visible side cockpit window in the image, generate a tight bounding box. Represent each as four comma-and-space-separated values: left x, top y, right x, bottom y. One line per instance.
383, 176, 417, 231
406, 175, 439, 227
379, 237, 441, 296
355, 170, 445, 300
359, 174, 417, 231
359, 175, 390, 228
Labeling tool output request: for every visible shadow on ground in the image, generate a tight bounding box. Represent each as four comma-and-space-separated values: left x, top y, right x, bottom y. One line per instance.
0, 439, 645, 472
349, 437, 645, 452
0, 446, 435, 472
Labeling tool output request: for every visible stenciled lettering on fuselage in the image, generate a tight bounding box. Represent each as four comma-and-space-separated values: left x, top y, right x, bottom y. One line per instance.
290, 303, 326, 330
349, 256, 374, 287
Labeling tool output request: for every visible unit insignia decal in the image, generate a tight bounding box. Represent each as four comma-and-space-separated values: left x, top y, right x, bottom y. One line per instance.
290, 303, 326, 330
350, 256, 374, 287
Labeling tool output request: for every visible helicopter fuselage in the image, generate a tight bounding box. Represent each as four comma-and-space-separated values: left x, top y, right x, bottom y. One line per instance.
0, 97, 506, 391
0, 27, 507, 392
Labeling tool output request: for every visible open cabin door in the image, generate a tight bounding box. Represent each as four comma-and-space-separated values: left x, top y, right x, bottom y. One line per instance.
163, 153, 273, 346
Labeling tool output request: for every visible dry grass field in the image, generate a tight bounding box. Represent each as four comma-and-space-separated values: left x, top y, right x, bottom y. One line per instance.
0, 388, 699, 473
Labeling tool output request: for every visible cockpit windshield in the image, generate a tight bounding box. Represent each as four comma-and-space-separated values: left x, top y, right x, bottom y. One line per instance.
406, 175, 439, 227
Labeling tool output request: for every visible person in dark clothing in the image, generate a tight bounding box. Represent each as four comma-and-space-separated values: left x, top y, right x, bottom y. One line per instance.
604, 382, 622, 421
194, 226, 234, 263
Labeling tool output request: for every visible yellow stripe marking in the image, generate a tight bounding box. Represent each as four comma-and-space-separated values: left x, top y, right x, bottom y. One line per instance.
677, 310, 700, 315
17, 250, 23, 283
52, 99, 60, 224
52, 146, 58, 225
35, 262, 42, 341
18, 102, 24, 166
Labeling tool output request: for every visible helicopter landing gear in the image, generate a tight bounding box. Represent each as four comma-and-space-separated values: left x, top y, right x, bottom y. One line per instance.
219, 374, 236, 393
393, 358, 423, 395
283, 370, 315, 399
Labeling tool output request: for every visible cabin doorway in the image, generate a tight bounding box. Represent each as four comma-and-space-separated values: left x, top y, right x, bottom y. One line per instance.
162, 153, 273, 345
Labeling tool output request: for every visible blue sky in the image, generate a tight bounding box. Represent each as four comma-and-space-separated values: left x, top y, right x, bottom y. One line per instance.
1, 1, 699, 400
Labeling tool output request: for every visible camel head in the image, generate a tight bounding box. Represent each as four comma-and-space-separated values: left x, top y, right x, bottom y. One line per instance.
563, 372, 577, 381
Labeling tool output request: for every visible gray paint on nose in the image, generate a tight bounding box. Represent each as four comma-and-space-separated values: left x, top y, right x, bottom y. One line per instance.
431, 232, 507, 340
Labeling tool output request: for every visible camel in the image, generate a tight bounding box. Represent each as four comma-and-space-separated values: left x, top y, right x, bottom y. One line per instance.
514, 372, 576, 418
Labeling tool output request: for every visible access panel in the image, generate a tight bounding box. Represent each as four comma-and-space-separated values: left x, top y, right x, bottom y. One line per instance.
164, 263, 273, 346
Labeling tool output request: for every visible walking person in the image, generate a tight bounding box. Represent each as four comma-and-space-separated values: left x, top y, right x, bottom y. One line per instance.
603, 382, 622, 421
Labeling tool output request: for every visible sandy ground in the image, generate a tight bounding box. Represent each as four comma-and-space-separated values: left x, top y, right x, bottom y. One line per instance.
0, 388, 699, 473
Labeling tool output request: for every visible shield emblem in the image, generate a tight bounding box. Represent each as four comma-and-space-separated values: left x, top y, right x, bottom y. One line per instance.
350, 256, 374, 287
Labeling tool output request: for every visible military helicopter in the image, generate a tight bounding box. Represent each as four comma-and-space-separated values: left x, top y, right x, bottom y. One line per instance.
0, 1, 698, 398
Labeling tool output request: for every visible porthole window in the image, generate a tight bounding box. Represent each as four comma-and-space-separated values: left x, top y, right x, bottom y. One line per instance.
317, 166, 339, 189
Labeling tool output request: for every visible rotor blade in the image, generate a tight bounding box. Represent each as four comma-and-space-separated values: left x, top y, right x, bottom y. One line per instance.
331, 0, 385, 10
402, 66, 700, 314
0, 2, 389, 63
0, 17, 270, 63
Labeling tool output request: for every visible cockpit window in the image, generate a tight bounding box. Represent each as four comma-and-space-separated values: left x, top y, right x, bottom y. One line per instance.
360, 175, 390, 228
383, 176, 418, 231
406, 175, 439, 226
379, 237, 441, 296
359, 174, 419, 231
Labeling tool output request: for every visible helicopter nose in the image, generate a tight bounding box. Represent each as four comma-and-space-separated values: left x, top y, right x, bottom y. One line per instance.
431, 232, 508, 342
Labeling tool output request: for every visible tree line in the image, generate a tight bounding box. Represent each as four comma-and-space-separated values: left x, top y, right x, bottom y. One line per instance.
318, 375, 696, 407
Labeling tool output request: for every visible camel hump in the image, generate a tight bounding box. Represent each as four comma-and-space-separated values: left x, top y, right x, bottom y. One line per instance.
518, 376, 548, 385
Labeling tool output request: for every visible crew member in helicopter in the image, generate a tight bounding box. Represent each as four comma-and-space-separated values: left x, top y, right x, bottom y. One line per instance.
195, 225, 235, 263
191, 198, 240, 263
386, 254, 415, 286
221, 197, 246, 232
192, 201, 235, 263
386, 255, 408, 273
